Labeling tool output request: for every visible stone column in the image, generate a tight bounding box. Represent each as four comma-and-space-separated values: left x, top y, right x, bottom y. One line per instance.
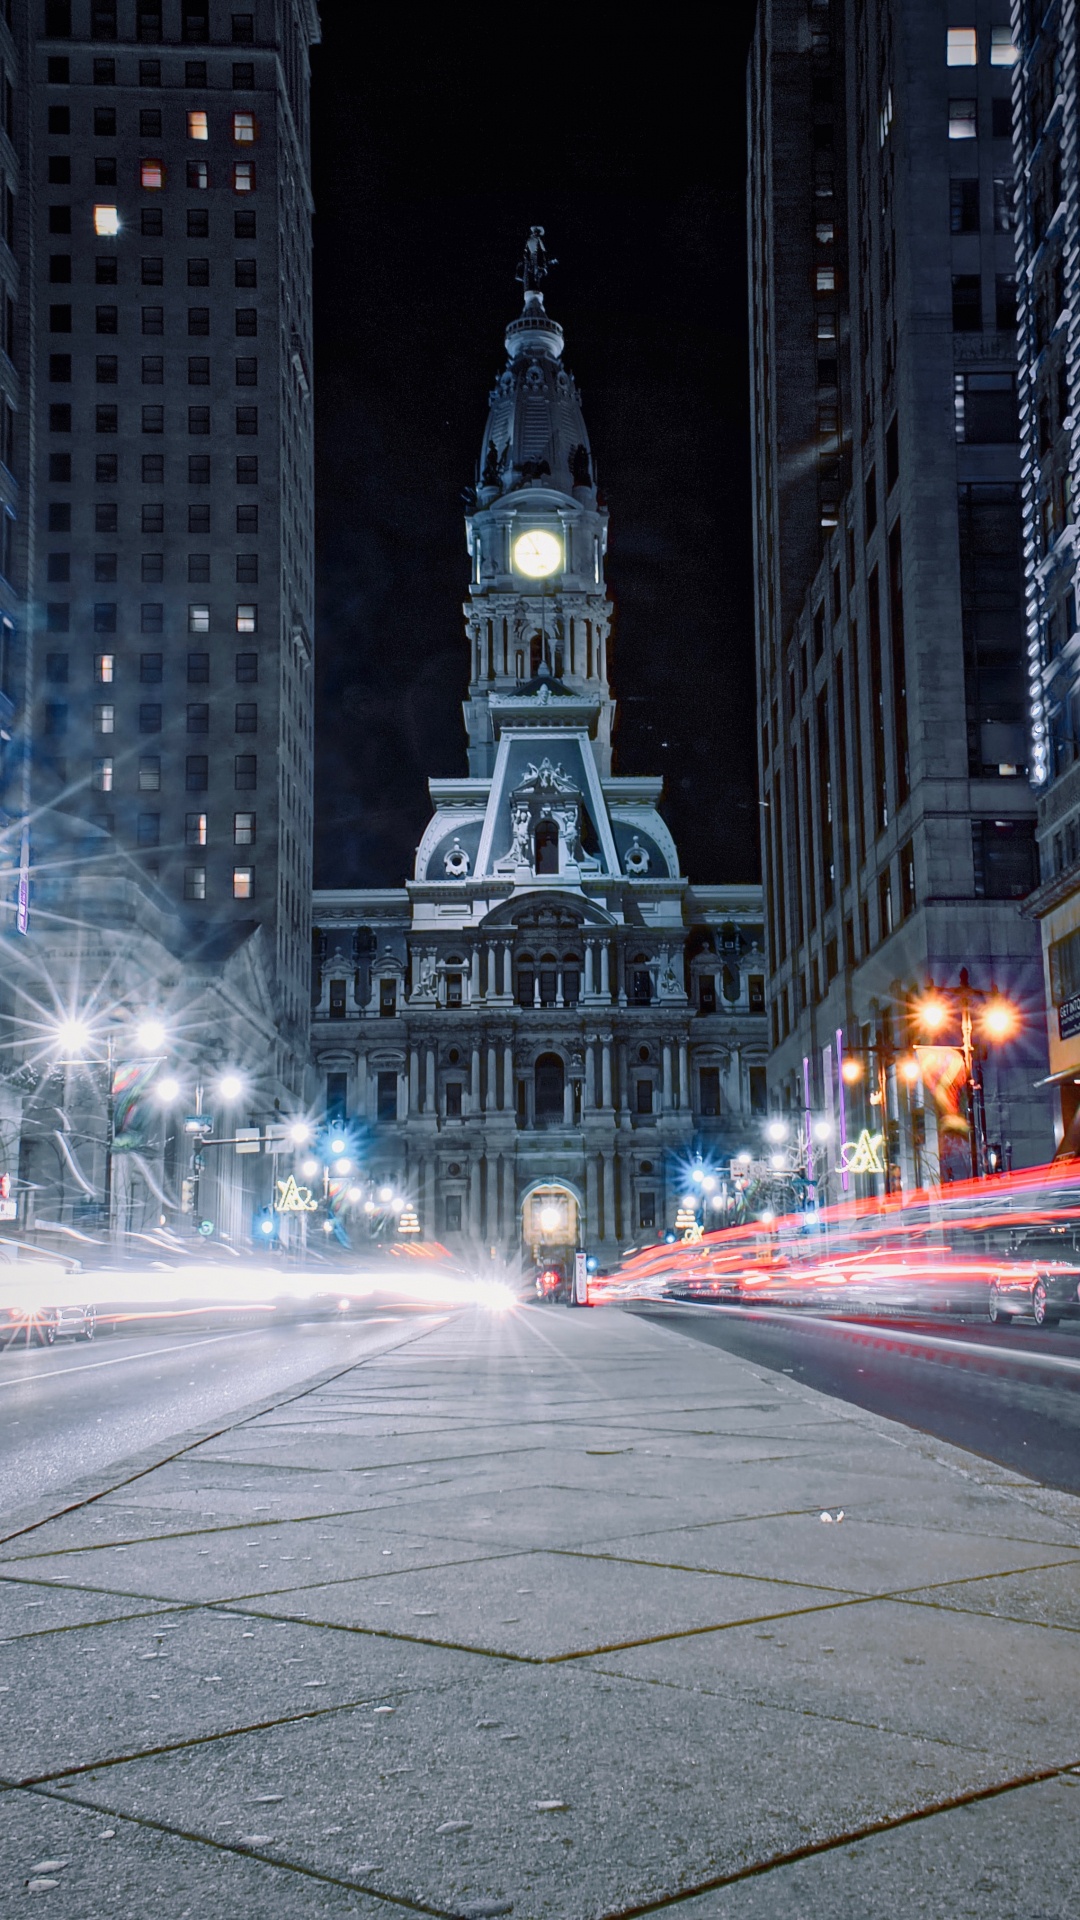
502, 945, 512, 998
502, 1156, 516, 1242
600, 942, 610, 1000
601, 1039, 613, 1110
503, 1042, 513, 1110
486, 1042, 497, 1110
585, 1155, 599, 1244
617, 1040, 630, 1114
678, 1040, 690, 1111
556, 966, 564, 1008
563, 1074, 574, 1126
470, 949, 481, 1001
425, 1047, 435, 1114
584, 942, 594, 996
602, 1154, 615, 1242
408, 1048, 419, 1117
662, 1043, 673, 1111
584, 1039, 596, 1109
469, 1158, 482, 1235
470, 1047, 481, 1114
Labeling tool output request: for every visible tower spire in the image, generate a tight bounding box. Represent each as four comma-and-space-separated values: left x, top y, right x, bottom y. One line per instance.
516, 225, 557, 295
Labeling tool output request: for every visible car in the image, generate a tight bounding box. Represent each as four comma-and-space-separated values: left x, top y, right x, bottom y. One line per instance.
988, 1230, 1080, 1327
0, 1248, 97, 1347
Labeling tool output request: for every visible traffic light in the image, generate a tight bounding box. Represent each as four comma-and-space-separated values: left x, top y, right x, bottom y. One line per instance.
181, 1177, 196, 1211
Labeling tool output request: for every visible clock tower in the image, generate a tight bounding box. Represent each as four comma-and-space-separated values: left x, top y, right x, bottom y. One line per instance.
463, 228, 615, 777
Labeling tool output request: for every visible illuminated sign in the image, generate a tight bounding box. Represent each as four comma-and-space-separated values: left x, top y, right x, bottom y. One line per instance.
839, 1129, 886, 1175
274, 1175, 318, 1214
1059, 993, 1080, 1042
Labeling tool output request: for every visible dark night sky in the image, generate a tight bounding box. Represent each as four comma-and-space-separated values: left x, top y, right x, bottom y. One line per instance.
310, 6, 760, 892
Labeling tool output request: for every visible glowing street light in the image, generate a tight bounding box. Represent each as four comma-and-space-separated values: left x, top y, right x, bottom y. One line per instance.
841, 1057, 864, 1084
377, 1185, 393, 1204
52, 1015, 94, 1057
765, 1118, 788, 1143
135, 1017, 168, 1053
287, 1119, 312, 1145
301, 1157, 320, 1179
913, 992, 951, 1037
539, 1204, 560, 1230
217, 1072, 245, 1102
980, 994, 1020, 1044
332, 1157, 352, 1176
154, 1074, 181, 1105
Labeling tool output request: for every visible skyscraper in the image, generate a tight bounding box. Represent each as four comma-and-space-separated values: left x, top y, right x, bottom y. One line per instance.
748, 0, 1049, 1188
0, 0, 319, 1240
312, 239, 767, 1263
1010, 0, 1080, 1150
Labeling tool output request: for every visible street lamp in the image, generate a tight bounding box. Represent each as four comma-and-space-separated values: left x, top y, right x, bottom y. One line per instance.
912, 971, 1020, 1177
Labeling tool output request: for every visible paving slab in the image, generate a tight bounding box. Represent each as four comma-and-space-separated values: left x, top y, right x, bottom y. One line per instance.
44, 1663, 1011, 1920
0, 1606, 484, 1781
901, 1557, 1080, 1632
590, 1511, 1080, 1593
583, 1593, 1080, 1768
0, 1787, 397, 1919
0, 1575, 170, 1642
671, 1772, 1080, 1920
240, 1545, 845, 1658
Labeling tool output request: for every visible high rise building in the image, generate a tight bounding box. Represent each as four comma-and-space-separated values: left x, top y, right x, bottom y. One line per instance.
748, 0, 1050, 1189
312, 240, 768, 1266
0, 0, 319, 1241
1010, 0, 1080, 1149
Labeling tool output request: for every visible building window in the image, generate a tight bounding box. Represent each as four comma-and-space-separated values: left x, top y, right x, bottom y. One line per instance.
235, 651, 258, 682
96, 406, 121, 436
445, 971, 463, 1007
236, 553, 258, 584
232, 866, 253, 899
235, 358, 258, 388
188, 110, 208, 140
948, 99, 977, 140
187, 703, 209, 733
188, 257, 210, 286
139, 756, 160, 790
44, 702, 67, 736
953, 371, 1017, 444
946, 27, 977, 65
235, 258, 257, 288
139, 702, 162, 733
233, 163, 254, 192
699, 1067, 721, 1117
234, 753, 256, 789
749, 1065, 768, 1113
991, 97, 1012, 138
235, 406, 258, 434
630, 962, 652, 1006
186, 755, 208, 790
949, 178, 979, 234
237, 503, 258, 534
94, 604, 117, 634
142, 405, 164, 433
141, 554, 163, 583
638, 1192, 656, 1230
184, 866, 206, 901
92, 757, 113, 791
140, 652, 162, 683
379, 979, 397, 1016
990, 26, 1018, 66
635, 1078, 653, 1116
141, 603, 164, 633
234, 811, 255, 845
141, 256, 163, 285
236, 308, 257, 336
376, 1072, 398, 1124
236, 603, 257, 632
327, 978, 347, 1018
185, 812, 206, 846
187, 651, 209, 682
143, 455, 164, 483
972, 819, 1037, 898
94, 654, 113, 683
952, 274, 982, 332
189, 455, 210, 483
189, 554, 210, 582
47, 605, 70, 634
993, 176, 1014, 233
189, 604, 210, 632
188, 357, 210, 386
137, 812, 159, 847
188, 406, 210, 434
237, 455, 258, 484
995, 273, 1017, 331
47, 553, 70, 582
445, 1081, 463, 1118
233, 112, 256, 142
189, 307, 210, 334
93, 204, 120, 239
189, 505, 210, 534
235, 702, 257, 732
142, 504, 164, 535
140, 160, 164, 190
444, 1194, 462, 1230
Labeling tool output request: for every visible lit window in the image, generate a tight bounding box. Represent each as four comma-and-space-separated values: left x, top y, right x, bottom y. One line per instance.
94, 653, 114, 683
232, 111, 256, 142
233, 810, 255, 845
94, 205, 120, 236
184, 866, 206, 901
990, 26, 1018, 66
187, 161, 208, 190
185, 812, 207, 846
815, 267, 835, 292
815, 222, 834, 245
140, 160, 164, 190
233, 162, 254, 192
139, 755, 160, 790
946, 26, 977, 65
93, 756, 114, 791
94, 702, 115, 734
232, 865, 253, 899
189, 604, 210, 632
236, 603, 256, 632
188, 110, 208, 140
949, 98, 977, 139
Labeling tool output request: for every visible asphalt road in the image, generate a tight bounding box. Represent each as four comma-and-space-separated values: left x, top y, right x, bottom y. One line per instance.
639, 1302, 1080, 1494
0, 1311, 430, 1524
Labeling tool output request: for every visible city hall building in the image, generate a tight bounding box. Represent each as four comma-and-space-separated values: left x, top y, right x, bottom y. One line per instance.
312, 241, 767, 1266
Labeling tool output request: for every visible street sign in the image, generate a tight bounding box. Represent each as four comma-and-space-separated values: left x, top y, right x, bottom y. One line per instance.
235, 1127, 260, 1155
1060, 993, 1080, 1042
197, 1219, 214, 1236
185, 1114, 213, 1137
274, 1175, 318, 1214
0, 1198, 16, 1221
573, 1251, 588, 1306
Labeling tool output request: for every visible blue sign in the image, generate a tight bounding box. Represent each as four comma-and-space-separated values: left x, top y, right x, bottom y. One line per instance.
1059, 994, 1080, 1042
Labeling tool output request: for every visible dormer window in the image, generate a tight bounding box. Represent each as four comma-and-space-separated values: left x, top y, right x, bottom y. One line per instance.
535, 819, 559, 874
379, 979, 397, 1016
446, 972, 463, 1007
329, 978, 346, 1018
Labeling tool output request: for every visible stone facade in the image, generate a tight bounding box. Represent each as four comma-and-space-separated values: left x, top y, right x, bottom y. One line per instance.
313, 249, 768, 1265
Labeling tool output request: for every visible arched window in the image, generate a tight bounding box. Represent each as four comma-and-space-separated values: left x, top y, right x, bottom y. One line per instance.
535, 819, 559, 875
563, 951, 581, 1005
534, 1052, 565, 1123
516, 952, 535, 1007
538, 951, 558, 1006
630, 953, 652, 1005
529, 633, 542, 676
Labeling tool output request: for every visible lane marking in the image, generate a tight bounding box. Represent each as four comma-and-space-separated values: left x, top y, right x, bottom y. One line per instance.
0, 1330, 258, 1391
650, 1302, 1080, 1378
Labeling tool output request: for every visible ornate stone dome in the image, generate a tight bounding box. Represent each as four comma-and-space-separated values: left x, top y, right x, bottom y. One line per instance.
477, 230, 596, 504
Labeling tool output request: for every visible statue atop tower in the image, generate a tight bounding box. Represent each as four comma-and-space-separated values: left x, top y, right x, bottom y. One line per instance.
517, 225, 556, 293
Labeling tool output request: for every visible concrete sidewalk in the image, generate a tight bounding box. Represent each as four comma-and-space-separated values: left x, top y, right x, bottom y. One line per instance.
1, 1303, 1079, 1918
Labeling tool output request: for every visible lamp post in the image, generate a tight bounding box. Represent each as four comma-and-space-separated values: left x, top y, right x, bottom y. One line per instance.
48, 1012, 171, 1236
912, 971, 1019, 1179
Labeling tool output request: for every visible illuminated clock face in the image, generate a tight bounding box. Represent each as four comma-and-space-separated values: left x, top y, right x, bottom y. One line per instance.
513, 528, 563, 578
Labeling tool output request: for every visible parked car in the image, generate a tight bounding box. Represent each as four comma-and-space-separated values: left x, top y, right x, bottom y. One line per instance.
988, 1230, 1080, 1327
0, 1247, 96, 1347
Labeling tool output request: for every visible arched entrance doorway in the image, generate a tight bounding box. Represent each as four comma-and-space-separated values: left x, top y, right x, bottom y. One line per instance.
522, 1183, 580, 1288
534, 1051, 565, 1123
